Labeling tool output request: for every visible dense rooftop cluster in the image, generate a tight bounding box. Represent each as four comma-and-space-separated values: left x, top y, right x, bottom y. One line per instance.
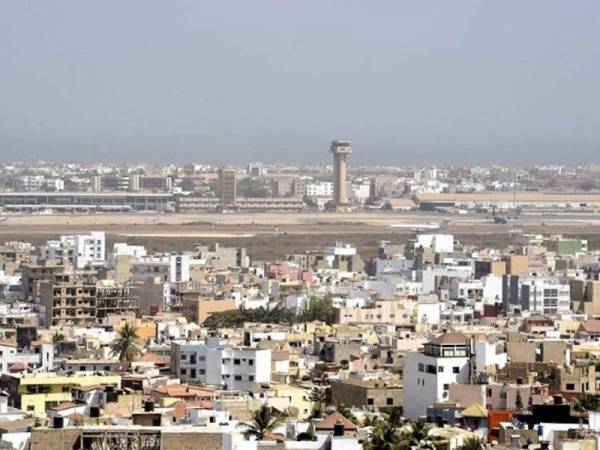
1, 227, 600, 450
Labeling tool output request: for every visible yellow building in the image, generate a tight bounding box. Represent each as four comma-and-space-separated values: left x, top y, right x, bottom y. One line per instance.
0, 372, 121, 415
267, 383, 315, 419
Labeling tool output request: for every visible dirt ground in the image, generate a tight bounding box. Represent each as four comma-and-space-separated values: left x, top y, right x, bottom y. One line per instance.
2, 211, 600, 260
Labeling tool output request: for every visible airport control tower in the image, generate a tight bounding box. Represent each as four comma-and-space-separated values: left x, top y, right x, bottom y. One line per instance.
330, 139, 352, 207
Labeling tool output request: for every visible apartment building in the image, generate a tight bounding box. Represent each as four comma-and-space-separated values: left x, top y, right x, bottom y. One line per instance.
403, 333, 471, 420
73, 231, 105, 269
0, 372, 121, 414
40, 279, 138, 326
171, 338, 271, 391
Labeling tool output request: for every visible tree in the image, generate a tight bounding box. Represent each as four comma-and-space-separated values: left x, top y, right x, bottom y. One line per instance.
336, 403, 357, 423
397, 419, 445, 450
309, 385, 331, 417
458, 436, 485, 450
110, 322, 140, 364
51, 332, 65, 356
301, 296, 335, 325
238, 405, 284, 441
365, 419, 403, 450
579, 393, 600, 412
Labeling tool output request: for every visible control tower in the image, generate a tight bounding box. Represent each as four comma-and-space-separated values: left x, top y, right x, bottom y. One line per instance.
330, 140, 352, 207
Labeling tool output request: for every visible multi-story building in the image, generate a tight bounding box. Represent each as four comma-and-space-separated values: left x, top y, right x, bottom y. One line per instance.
520, 277, 571, 315
0, 372, 121, 415
74, 231, 105, 269
403, 333, 471, 420
40, 279, 138, 326
330, 379, 403, 411
171, 338, 271, 391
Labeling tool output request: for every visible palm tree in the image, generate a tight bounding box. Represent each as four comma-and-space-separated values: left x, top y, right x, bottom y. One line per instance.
365, 419, 403, 450
238, 405, 284, 441
398, 419, 445, 450
458, 436, 485, 450
336, 403, 357, 423
109, 322, 140, 365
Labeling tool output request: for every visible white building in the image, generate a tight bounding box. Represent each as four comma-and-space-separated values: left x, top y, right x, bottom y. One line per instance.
415, 234, 455, 253
73, 231, 106, 269
171, 338, 271, 392
0, 341, 54, 374
474, 340, 507, 374
520, 277, 570, 315
306, 181, 334, 197
403, 333, 471, 420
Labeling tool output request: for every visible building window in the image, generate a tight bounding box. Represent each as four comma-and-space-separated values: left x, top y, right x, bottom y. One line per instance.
234, 359, 241, 365
452, 366, 460, 374
566, 383, 575, 391
443, 384, 449, 390
181, 369, 187, 375
438, 366, 444, 373
386, 398, 394, 405
367, 398, 374, 405
249, 375, 254, 381
248, 360, 254, 366
234, 375, 242, 381
418, 363, 424, 372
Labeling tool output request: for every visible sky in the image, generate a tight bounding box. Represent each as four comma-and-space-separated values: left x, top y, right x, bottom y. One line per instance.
1, 0, 600, 166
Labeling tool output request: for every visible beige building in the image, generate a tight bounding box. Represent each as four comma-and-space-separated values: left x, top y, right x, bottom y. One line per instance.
181, 297, 236, 324
330, 379, 402, 411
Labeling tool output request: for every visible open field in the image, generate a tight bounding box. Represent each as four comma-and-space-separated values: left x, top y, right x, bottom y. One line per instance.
2, 211, 600, 260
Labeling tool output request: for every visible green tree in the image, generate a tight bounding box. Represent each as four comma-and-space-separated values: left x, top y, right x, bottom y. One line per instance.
398, 419, 445, 450
365, 419, 403, 450
51, 332, 65, 356
336, 403, 357, 423
110, 322, 140, 364
309, 385, 331, 417
301, 296, 335, 324
238, 405, 284, 441
458, 436, 485, 450
580, 393, 600, 411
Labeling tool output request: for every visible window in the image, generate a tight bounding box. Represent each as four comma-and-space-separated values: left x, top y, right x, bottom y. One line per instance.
234, 359, 241, 365
234, 375, 242, 381
387, 398, 394, 405
181, 369, 187, 375
443, 384, 449, 390
27, 405, 35, 411
367, 398, 374, 405
190, 369, 196, 378
199, 369, 206, 375
249, 375, 254, 381
438, 366, 444, 373
487, 389, 492, 397
452, 367, 460, 374
566, 383, 575, 391
418, 363, 424, 372
248, 360, 254, 366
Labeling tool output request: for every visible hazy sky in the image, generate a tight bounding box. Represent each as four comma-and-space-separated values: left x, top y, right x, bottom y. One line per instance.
1, 1, 600, 165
